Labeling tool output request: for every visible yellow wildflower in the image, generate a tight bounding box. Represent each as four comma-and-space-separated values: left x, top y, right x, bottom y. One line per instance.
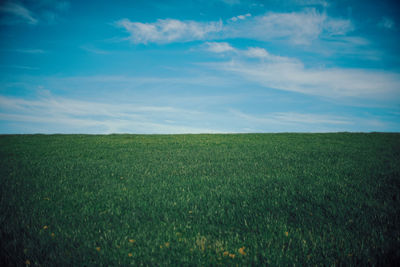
238, 247, 246, 255
129, 239, 135, 243
223, 251, 229, 257
96, 247, 101, 251
165, 242, 170, 248
43, 225, 48, 230
25, 259, 31, 265
128, 253, 133, 257
229, 253, 236, 259
51, 233, 55, 237
285, 231, 289, 237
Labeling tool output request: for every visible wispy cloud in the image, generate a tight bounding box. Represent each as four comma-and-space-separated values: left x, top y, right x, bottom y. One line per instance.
12, 48, 46, 54
116, 9, 352, 45
204, 44, 400, 100
218, 60, 400, 99
243, 47, 269, 58
205, 43, 296, 62
38, 0, 70, 24
227, 109, 391, 133
1, 94, 388, 134
229, 13, 251, 22
80, 45, 109, 54
231, 109, 350, 126
0, 95, 181, 117
54, 1, 70, 12
0, 65, 39, 70
0, 0, 70, 25
0, 112, 223, 134
55, 74, 237, 89
225, 9, 353, 45
290, 0, 329, 7
205, 42, 236, 53
0, 1, 38, 25
0, 95, 223, 134
219, 0, 241, 5
115, 18, 223, 44
378, 17, 395, 29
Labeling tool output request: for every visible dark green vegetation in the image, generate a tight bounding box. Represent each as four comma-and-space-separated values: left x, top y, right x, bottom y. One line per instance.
1, 133, 399, 266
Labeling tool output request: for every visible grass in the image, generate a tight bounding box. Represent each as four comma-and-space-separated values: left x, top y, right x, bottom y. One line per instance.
1, 133, 399, 266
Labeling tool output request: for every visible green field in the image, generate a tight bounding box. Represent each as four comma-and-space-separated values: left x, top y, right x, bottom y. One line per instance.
1, 133, 399, 266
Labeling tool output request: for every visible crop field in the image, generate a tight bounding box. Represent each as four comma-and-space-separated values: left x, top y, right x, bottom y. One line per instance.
1, 133, 400, 266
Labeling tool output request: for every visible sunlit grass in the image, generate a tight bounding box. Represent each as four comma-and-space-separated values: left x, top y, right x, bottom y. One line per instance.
1, 133, 399, 265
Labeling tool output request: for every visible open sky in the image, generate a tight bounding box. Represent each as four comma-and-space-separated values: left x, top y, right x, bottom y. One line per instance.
0, 0, 399, 133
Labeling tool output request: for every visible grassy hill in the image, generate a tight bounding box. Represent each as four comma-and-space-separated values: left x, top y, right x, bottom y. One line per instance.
1, 133, 399, 266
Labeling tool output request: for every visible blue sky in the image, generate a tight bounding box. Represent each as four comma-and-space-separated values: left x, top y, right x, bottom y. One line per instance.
0, 0, 399, 133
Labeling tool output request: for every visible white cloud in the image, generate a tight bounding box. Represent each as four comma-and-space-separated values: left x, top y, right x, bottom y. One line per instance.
323, 17, 354, 36
230, 13, 251, 22
115, 18, 223, 44
0, 112, 220, 134
0, 95, 182, 118
0, 89, 396, 133
207, 48, 400, 100
1, 94, 388, 134
116, 9, 353, 45
205, 42, 236, 53
0, 95, 224, 134
0, 2, 38, 25
226, 9, 353, 44
204, 43, 297, 63
242, 47, 295, 62
244, 47, 269, 58
378, 17, 395, 29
